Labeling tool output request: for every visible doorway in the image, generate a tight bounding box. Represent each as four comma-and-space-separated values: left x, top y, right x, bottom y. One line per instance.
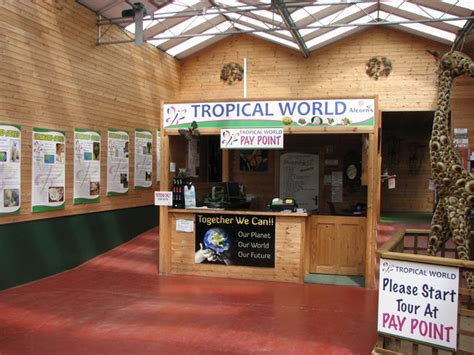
381, 111, 434, 218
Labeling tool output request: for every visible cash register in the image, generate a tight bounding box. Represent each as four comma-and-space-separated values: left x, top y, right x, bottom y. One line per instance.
269, 198, 298, 212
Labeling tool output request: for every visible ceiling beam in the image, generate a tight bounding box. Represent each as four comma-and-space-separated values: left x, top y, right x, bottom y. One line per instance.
272, 0, 310, 58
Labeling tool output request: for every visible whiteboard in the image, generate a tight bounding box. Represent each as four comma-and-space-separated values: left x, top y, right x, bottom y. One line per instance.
279, 153, 319, 210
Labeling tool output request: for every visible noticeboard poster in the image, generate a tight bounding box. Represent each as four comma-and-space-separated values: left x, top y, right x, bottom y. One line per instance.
73, 129, 101, 204
32, 128, 66, 212
134, 129, 152, 189
195, 213, 275, 268
0, 124, 21, 215
107, 129, 129, 196
378, 258, 459, 351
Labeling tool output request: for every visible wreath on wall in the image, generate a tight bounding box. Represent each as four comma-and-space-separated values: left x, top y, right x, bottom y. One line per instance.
366, 56, 392, 80
220, 62, 244, 85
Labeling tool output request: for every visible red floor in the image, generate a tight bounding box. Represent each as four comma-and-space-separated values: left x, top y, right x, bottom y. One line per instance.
0, 227, 378, 354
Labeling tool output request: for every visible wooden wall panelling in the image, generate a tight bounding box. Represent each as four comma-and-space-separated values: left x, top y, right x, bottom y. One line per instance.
0, 0, 180, 224
177, 29, 448, 112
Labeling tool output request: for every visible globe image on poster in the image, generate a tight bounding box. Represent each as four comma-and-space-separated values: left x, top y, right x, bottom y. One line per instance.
203, 228, 230, 255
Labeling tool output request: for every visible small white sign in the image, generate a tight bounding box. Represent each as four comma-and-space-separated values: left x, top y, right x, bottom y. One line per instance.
170, 162, 176, 172
220, 128, 283, 149
176, 219, 194, 233
154, 191, 172, 206
378, 258, 459, 351
428, 179, 435, 191
388, 177, 396, 189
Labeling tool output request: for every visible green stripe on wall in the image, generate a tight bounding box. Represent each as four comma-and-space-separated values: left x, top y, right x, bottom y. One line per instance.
0, 205, 158, 291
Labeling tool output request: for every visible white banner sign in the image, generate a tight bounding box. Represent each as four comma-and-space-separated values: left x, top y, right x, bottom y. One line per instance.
134, 129, 153, 189
220, 128, 283, 149
74, 129, 101, 204
107, 129, 129, 196
163, 99, 375, 129
154, 191, 172, 206
0, 124, 21, 215
32, 128, 66, 212
378, 258, 459, 351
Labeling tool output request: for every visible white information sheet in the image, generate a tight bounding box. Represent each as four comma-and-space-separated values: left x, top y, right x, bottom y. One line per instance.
74, 129, 101, 204
32, 128, 66, 212
279, 153, 319, 210
107, 129, 129, 196
134, 129, 153, 189
0, 124, 21, 215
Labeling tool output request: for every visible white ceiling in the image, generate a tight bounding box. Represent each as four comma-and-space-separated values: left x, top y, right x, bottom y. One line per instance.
78, 0, 474, 59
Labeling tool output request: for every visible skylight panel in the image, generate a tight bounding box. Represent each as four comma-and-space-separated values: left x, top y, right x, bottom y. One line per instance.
149, 14, 219, 47
233, 23, 299, 49
125, 0, 201, 33
318, 3, 373, 26
154, 0, 201, 18
384, 1, 466, 27
226, 12, 272, 29
291, 6, 330, 23
301, 3, 373, 37
379, 10, 456, 42
252, 10, 283, 24
306, 13, 376, 49
441, 0, 474, 10
166, 22, 233, 57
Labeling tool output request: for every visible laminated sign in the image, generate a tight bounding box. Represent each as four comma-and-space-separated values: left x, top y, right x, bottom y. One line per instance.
378, 258, 459, 351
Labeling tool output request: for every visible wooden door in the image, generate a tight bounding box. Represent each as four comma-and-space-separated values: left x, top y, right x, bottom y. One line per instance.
309, 215, 366, 275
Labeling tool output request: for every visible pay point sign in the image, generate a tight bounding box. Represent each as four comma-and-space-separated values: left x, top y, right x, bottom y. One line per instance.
378, 258, 459, 351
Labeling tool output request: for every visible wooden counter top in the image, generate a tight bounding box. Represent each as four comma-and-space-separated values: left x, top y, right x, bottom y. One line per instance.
168, 208, 310, 217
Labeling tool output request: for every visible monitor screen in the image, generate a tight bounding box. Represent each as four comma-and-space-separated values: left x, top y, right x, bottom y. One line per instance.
225, 182, 240, 199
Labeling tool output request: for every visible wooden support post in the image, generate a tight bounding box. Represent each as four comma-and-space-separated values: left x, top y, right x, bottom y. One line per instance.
159, 127, 171, 274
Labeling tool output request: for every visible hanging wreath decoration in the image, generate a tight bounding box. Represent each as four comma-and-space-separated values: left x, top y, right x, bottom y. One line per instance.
220, 62, 244, 85
365, 56, 392, 80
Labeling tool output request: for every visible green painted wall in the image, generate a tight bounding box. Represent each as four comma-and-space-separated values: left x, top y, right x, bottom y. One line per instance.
0, 206, 158, 291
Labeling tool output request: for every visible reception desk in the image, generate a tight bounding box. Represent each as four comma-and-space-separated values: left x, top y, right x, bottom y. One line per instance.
167, 208, 309, 283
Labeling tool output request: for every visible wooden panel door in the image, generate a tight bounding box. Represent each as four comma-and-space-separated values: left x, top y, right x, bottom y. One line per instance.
309, 216, 366, 276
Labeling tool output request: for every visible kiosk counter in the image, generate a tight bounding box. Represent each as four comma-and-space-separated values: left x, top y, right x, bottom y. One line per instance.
168, 208, 309, 283
159, 97, 380, 288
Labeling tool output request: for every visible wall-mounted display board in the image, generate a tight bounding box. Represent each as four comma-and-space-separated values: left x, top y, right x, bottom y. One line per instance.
32, 128, 66, 212
107, 129, 129, 196
0, 124, 21, 216
378, 258, 459, 351
73, 129, 101, 204
156, 129, 161, 183
134, 129, 153, 189
195, 213, 275, 267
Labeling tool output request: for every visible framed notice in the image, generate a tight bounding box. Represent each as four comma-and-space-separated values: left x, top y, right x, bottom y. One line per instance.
32, 128, 66, 212
107, 129, 129, 196
195, 213, 275, 267
73, 129, 101, 204
134, 129, 153, 189
0, 124, 21, 215
378, 258, 459, 351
